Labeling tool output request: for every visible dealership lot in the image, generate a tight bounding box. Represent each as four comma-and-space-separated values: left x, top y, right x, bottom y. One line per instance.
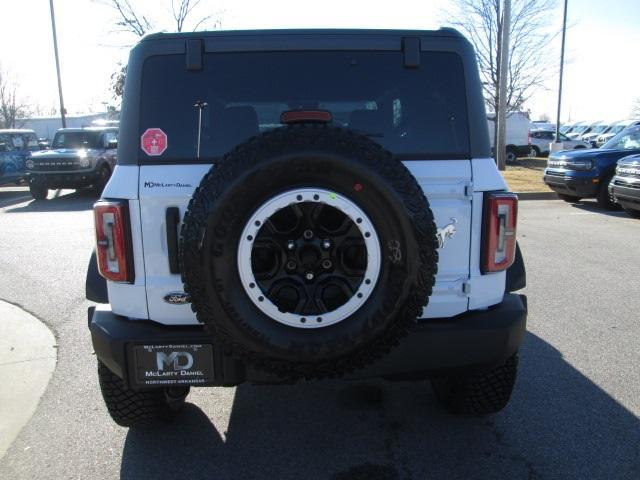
0, 189, 638, 479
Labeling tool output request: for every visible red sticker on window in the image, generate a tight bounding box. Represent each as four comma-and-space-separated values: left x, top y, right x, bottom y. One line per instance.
141, 128, 167, 156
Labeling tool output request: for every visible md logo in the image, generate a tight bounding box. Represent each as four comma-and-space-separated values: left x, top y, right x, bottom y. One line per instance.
156, 351, 194, 371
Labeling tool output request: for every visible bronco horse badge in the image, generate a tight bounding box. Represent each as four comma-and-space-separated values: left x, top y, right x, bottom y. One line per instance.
436, 218, 457, 249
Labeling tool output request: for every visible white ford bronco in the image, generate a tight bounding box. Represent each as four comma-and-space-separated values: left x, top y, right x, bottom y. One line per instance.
86, 29, 527, 426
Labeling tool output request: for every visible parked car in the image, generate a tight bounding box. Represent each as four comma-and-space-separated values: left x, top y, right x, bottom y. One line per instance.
487, 111, 532, 163
609, 154, 640, 218
86, 28, 527, 426
544, 125, 640, 208
529, 129, 589, 157
26, 127, 118, 200
0, 129, 41, 186
596, 119, 640, 146
560, 121, 578, 135
566, 121, 600, 140
581, 121, 611, 146
531, 120, 556, 131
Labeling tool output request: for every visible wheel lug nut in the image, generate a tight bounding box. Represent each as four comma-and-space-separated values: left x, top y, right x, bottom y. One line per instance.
303, 229, 314, 240
286, 260, 297, 270
287, 240, 295, 251
322, 239, 331, 250
322, 259, 332, 269
305, 272, 314, 281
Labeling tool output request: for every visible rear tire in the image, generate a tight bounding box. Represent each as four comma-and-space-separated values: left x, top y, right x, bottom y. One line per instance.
557, 194, 581, 203
29, 181, 48, 201
97, 361, 189, 427
506, 147, 517, 165
431, 354, 518, 415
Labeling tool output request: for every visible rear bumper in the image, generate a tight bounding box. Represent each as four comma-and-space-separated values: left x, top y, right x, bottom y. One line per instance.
90, 294, 527, 388
609, 177, 640, 208
543, 172, 600, 197
28, 170, 98, 188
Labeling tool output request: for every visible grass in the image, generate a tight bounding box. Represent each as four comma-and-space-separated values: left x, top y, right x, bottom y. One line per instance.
501, 157, 552, 193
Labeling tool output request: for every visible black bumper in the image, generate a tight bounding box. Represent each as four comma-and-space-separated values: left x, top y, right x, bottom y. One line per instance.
90, 294, 527, 389
28, 170, 98, 189
609, 178, 640, 209
543, 173, 600, 197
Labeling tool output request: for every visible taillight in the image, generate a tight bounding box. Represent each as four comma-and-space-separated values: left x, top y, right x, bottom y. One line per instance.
94, 200, 134, 283
482, 192, 518, 273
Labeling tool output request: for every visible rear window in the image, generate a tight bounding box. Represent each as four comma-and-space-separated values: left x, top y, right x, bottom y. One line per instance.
139, 51, 470, 161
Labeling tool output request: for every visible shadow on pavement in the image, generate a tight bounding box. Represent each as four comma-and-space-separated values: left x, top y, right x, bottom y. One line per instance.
568, 200, 631, 218
0, 187, 32, 209
4, 189, 95, 213
120, 332, 640, 480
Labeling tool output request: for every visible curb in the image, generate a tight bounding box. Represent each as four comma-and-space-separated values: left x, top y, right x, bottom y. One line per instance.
516, 191, 558, 200
0, 301, 57, 459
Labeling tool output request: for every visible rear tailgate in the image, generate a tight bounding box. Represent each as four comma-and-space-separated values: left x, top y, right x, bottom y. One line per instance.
138, 160, 472, 325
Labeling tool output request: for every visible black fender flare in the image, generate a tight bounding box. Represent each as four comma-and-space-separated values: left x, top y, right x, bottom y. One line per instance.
505, 242, 526, 292
86, 250, 108, 303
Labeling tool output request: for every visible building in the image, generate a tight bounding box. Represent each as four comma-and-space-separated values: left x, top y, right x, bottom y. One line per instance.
20, 113, 107, 140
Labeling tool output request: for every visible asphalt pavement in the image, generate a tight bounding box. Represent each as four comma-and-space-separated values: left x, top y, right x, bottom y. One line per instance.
0, 187, 638, 479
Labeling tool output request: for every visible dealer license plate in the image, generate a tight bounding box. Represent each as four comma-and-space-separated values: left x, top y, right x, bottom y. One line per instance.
133, 344, 214, 387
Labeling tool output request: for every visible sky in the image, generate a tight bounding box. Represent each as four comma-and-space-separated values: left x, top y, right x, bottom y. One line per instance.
1, 0, 638, 123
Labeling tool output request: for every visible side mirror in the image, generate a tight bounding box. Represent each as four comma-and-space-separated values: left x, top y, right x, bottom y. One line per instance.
107, 139, 118, 149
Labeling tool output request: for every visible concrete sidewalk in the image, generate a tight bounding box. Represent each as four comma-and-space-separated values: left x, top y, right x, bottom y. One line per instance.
0, 301, 56, 459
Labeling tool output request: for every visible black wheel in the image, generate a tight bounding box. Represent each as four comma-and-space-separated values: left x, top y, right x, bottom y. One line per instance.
596, 175, 619, 210
622, 206, 640, 218
557, 194, 581, 203
93, 164, 111, 196
97, 361, 189, 427
431, 354, 519, 415
505, 147, 517, 165
29, 180, 48, 200
180, 124, 438, 379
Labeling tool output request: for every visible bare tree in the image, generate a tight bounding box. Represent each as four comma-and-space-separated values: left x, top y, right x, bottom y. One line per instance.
107, 0, 152, 36
446, 0, 558, 113
101, 0, 222, 99
0, 67, 29, 128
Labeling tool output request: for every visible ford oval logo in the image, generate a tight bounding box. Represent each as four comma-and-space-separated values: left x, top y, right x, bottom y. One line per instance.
163, 292, 190, 305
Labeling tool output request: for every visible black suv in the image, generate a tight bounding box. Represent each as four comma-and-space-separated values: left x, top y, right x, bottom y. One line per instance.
26, 127, 118, 200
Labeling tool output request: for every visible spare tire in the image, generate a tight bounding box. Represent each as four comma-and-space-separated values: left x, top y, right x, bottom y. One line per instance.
180, 124, 438, 379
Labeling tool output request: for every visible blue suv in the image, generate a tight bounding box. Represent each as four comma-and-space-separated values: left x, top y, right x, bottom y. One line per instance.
0, 129, 41, 187
544, 126, 640, 209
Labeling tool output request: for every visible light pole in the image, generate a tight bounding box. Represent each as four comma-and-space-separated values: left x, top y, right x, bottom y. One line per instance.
496, 0, 511, 171
554, 0, 569, 145
49, 0, 66, 128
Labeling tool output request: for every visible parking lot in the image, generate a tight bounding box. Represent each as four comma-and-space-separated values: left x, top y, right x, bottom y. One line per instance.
0, 188, 638, 479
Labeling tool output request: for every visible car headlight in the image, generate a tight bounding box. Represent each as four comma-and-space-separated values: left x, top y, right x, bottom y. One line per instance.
79, 157, 91, 168
548, 158, 594, 170
566, 159, 594, 171
25, 159, 34, 169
